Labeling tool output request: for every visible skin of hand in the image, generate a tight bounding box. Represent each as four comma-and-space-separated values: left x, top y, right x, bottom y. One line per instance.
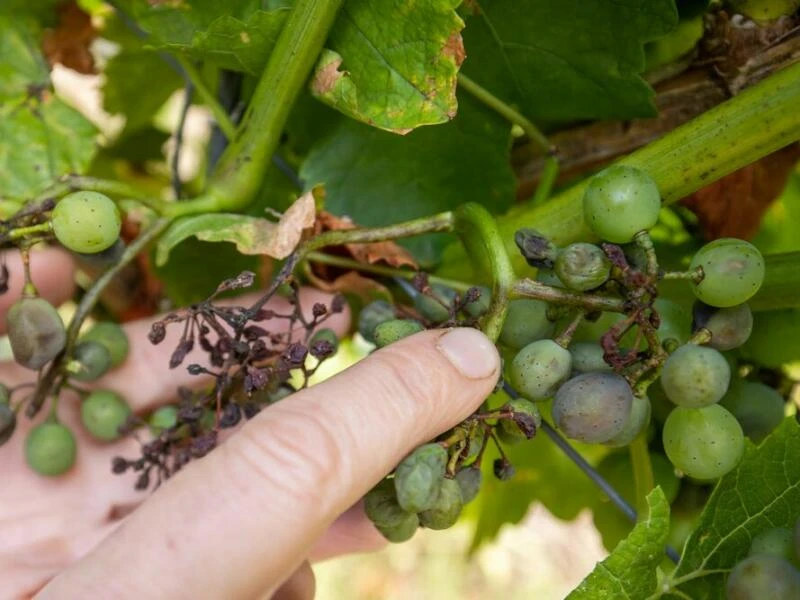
0, 248, 501, 599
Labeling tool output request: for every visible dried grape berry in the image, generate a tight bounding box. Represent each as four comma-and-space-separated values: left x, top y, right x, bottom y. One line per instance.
7, 297, 66, 370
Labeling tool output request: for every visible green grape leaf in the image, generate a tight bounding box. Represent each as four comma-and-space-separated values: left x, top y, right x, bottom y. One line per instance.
118, 0, 289, 75
664, 419, 800, 600
310, 0, 464, 133
300, 92, 514, 266
460, 0, 678, 125
0, 16, 49, 102
0, 95, 96, 199
156, 190, 316, 266
102, 50, 183, 133
568, 488, 669, 600
154, 238, 261, 306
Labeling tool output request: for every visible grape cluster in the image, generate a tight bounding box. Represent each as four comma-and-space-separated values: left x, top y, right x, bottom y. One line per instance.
726, 520, 800, 600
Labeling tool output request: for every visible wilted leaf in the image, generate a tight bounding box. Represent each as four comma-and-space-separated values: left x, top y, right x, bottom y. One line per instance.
42, 1, 96, 74
316, 212, 418, 269
156, 190, 316, 265
311, 0, 464, 133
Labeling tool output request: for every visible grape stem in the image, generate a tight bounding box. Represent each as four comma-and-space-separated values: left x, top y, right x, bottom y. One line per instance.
662, 267, 703, 283
4, 222, 52, 243
553, 311, 584, 348
25, 175, 169, 215
27, 218, 172, 418
512, 279, 626, 312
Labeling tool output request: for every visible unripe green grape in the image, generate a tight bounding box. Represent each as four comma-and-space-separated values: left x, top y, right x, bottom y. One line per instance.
418, 478, 463, 530
726, 554, 800, 600
80, 390, 131, 441
71, 341, 112, 382
692, 301, 753, 351
570, 342, 612, 374
605, 394, 652, 447
414, 284, 456, 323
552, 372, 634, 444
463, 286, 491, 318
375, 512, 419, 543
394, 443, 447, 513
662, 404, 744, 480
7, 297, 66, 370
364, 479, 416, 528
729, 0, 800, 21
554, 242, 611, 291
749, 528, 799, 566
499, 299, 555, 350
661, 344, 730, 408
25, 422, 77, 476
358, 300, 394, 344
0, 403, 16, 446
310, 328, 339, 353
374, 319, 424, 348
80, 321, 129, 367
582, 165, 661, 243
52, 191, 122, 254
509, 339, 572, 401
499, 398, 542, 442
455, 467, 482, 504
149, 405, 179, 434
720, 380, 785, 443
690, 238, 765, 307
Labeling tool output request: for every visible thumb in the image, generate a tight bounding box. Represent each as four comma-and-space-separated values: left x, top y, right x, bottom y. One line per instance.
41, 328, 500, 599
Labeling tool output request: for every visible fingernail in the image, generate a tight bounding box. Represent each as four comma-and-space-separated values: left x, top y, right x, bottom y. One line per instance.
436, 328, 499, 380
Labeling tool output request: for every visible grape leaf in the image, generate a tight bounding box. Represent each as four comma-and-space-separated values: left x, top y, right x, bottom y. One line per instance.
460, 0, 678, 125
300, 92, 515, 265
568, 488, 669, 600
664, 419, 800, 599
0, 16, 49, 102
0, 95, 96, 199
156, 190, 316, 265
117, 0, 289, 75
310, 0, 464, 133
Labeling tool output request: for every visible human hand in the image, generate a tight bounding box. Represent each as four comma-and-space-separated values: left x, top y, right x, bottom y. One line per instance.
0, 249, 501, 599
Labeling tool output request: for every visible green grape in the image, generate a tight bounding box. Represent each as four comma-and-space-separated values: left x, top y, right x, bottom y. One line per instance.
375, 512, 419, 543
499, 299, 555, 350
71, 341, 112, 382
394, 443, 447, 513
0, 383, 10, 405
741, 309, 800, 369
364, 479, 416, 528
570, 342, 612, 374
25, 422, 77, 476
499, 398, 542, 442
729, 0, 800, 21
310, 328, 339, 353
463, 286, 491, 318
418, 478, 463, 530
689, 238, 765, 307
7, 297, 67, 370
750, 528, 799, 566
454, 467, 482, 504
720, 380, 785, 443
414, 284, 457, 323
726, 554, 800, 600
80, 390, 132, 441
0, 403, 16, 446
654, 298, 691, 346
660, 344, 730, 408
692, 302, 753, 351
357, 300, 394, 344
662, 404, 744, 480
509, 339, 572, 401
149, 405, 179, 434
552, 372, 634, 444
51, 191, 122, 254
605, 394, 652, 447
554, 242, 611, 291
80, 321, 129, 367
374, 319, 424, 348
582, 165, 661, 243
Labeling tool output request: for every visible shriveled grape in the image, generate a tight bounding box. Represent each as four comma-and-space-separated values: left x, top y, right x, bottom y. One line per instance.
414, 284, 456, 323
662, 404, 744, 480
463, 286, 491, 318
394, 443, 447, 513
499, 398, 542, 442
375, 512, 419, 543
455, 467, 482, 504
365, 479, 416, 528
509, 339, 572, 401
418, 478, 463, 530
373, 319, 424, 348
71, 341, 112, 382
81, 390, 132, 441
661, 344, 730, 408
553, 372, 633, 443
499, 299, 555, 350
554, 242, 611, 291
358, 300, 394, 344
7, 297, 66, 370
